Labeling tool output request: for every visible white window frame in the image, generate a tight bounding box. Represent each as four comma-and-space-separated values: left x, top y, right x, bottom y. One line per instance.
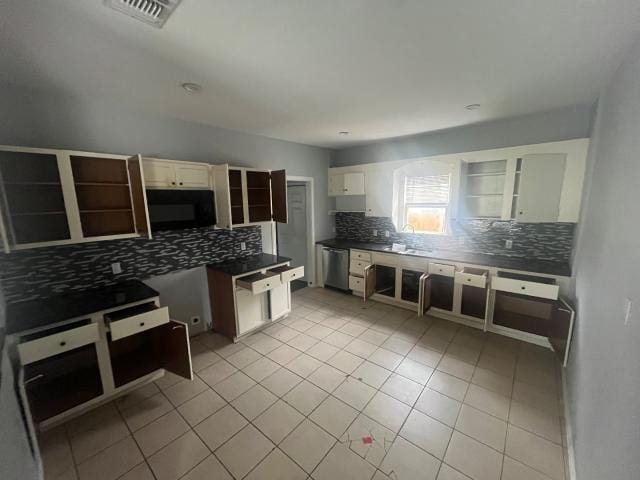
393, 159, 458, 235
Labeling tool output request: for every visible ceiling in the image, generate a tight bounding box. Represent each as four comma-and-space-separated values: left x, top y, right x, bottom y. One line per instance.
1, 1, 640, 148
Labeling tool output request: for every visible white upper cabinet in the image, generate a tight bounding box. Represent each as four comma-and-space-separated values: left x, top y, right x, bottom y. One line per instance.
143, 159, 210, 189
328, 172, 365, 196
365, 168, 393, 217
514, 154, 566, 222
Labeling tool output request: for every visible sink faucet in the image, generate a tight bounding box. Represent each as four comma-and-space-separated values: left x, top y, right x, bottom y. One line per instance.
402, 224, 415, 233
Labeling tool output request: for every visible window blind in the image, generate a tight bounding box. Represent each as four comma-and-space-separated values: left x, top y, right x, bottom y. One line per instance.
404, 174, 451, 203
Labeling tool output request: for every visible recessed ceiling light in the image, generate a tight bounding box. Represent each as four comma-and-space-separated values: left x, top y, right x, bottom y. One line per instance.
338, 131, 350, 135
182, 82, 202, 93
465, 103, 481, 110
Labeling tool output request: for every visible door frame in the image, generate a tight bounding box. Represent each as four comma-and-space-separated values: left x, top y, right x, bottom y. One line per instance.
277, 176, 315, 286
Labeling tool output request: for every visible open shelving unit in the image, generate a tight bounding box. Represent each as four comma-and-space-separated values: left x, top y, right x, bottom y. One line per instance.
510, 157, 523, 219
0, 151, 71, 244
71, 156, 135, 237
228, 168, 245, 225
462, 160, 507, 219
246, 170, 272, 222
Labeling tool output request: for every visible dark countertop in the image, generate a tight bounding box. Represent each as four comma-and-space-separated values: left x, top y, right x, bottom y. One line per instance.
316, 238, 571, 277
207, 253, 292, 276
5, 280, 159, 335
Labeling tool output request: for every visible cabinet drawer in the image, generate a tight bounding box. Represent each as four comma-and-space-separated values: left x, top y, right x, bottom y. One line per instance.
268, 265, 305, 283
491, 276, 559, 300
429, 262, 455, 277
349, 275, 365, 292
110, 306, 170, 341
349, 259, 371, 276
237, 272, 281, 294
351, 250, 371, 262
454, 271, 487, 288
18, 323, 99, 365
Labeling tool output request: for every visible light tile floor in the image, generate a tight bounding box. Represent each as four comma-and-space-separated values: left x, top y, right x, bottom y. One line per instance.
40, 287, 569, 480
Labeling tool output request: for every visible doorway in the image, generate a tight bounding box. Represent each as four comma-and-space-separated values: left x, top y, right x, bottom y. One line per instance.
277, 177, 315, 290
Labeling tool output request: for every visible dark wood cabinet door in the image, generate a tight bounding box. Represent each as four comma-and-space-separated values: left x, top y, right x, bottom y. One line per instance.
364, 265, 376, 301
420, 274, 432, 316
549, 300, 574, 366
271, 169, 288, 223
159, 320, 193, 380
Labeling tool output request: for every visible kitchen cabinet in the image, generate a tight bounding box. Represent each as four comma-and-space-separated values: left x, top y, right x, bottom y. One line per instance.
12, 293, 192, 429
207, 258, 302, 341
142, 158, 210, 189
0, 147, 150, 252
513, 154, 566, 222
401, 269, 422, 303
213, 165, 288, 229
365, 168, 393, 217
329, 172, 365, 196
454, 267, 489, 321
428, 262, 455, 311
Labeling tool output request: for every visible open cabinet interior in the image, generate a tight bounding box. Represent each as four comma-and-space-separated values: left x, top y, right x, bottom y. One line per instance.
459, 267, 489, 319
228, 169, 245, 224
0, 151, 71, 244
71, 156, 135, 237
246, 170, 272, 222
430, 274, 454, 310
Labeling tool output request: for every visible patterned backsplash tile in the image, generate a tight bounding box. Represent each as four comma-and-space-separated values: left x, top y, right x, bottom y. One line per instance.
0, 226, 262, 303
335, 212, 575, 262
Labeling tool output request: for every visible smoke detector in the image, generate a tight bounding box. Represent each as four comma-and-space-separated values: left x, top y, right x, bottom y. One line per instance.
104, 0, 183, 28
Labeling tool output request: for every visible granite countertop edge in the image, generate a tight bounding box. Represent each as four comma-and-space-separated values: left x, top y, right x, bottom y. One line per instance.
316, 238, 571, 277
207, 253, 292, 276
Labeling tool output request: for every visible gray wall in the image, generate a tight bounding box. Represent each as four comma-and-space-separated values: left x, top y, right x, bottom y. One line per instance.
332, 104, 595, 166
0, 83, 334, 242
569, 38, 640, 479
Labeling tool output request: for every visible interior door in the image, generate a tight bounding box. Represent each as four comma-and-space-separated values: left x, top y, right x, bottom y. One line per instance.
128, 155, 152, 239
549, 299, 575, 367
213, 164, 232, 229
363, 265, 376, 301
271, 170, 288, 223
419, 273, 432, 316
277, 184, 307, 280
158, 320, 193, 380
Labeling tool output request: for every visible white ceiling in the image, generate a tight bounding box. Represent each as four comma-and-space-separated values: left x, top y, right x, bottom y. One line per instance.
2, 1, 640, 148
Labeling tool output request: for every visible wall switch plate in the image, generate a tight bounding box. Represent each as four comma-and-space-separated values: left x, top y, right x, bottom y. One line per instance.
190, 316, 201, 326
505, 240, 513, 249
372, 229, 378, 236
385, 231, 390, 237
624, 298, 633, 325
111, 262, 122, 274
240, 242, 246, 251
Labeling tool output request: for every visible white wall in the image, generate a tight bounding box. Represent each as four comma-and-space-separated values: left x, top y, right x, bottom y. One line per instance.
569, 37, 640, 479
332, 104, 594, 167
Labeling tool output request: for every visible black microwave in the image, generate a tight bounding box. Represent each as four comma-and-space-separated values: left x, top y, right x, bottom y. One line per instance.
145, 189, 216, 232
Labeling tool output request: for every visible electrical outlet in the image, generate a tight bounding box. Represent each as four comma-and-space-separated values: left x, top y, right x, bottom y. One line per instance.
240, 242, 246, 251
190, 316, 201, 326
505, 240, 513, 249
385, 231, 390, 237
624, 299, 633, 325
111, 262, 122, 274
372, 229, 378, 237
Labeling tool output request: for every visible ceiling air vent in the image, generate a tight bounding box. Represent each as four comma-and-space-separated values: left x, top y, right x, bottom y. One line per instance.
104, 0, 182, 28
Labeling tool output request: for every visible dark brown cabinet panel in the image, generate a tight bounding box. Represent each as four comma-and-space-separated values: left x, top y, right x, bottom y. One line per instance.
108, 320, 192, 388
75, 185, 132, 211
229, 169, 245, 225
493, 291, 555, 336
23, 344, 103, 423
246, 171, 272, 222
71, 156, 129, 184
420, 274, 432, 315
431, 275, 454, 311
460, 285, 487, 318
271, 169, 287, 223
0, 150, 71, 244
401, 269, 422, 303
80, 211, 135, 237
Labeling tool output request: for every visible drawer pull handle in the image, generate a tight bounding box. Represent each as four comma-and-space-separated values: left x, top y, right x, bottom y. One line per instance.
59, 341, 67, 347
139, 322, 145, 327
24, 374, 45, 386
467, 279, 471, 282
172, 326, 184, 330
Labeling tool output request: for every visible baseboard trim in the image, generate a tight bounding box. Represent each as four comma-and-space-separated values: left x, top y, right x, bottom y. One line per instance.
561, 369, 577, 480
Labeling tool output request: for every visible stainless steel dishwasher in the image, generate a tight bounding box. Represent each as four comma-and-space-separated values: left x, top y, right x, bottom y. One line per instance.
322, 247, 350, 290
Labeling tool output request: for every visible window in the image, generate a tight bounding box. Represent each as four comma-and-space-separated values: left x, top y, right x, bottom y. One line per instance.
402, 173, 451, 234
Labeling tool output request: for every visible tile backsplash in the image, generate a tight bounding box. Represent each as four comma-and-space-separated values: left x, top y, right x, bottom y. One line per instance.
335, 212, 575, 262
0, 226, 262, 303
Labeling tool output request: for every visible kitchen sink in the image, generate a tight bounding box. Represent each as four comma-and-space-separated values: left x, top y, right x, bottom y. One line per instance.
382, 246, 433, 256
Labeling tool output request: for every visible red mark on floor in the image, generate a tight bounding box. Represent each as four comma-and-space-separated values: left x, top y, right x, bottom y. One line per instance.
362, 436, 373, 444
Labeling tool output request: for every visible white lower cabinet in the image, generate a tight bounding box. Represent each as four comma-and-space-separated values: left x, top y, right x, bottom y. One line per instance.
236, 288, 269, 336
14, 297, 192, 428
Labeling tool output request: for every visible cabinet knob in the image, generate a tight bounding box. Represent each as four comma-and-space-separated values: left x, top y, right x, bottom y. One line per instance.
139, 322, 145, 327
521, 286, 526, 290
519, 211, 523, 215
171, 182, 176, 185
59, 341, 66, 347
179, 182, 183, 185
266, 283, 270, 287
467, 279, 471, 282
